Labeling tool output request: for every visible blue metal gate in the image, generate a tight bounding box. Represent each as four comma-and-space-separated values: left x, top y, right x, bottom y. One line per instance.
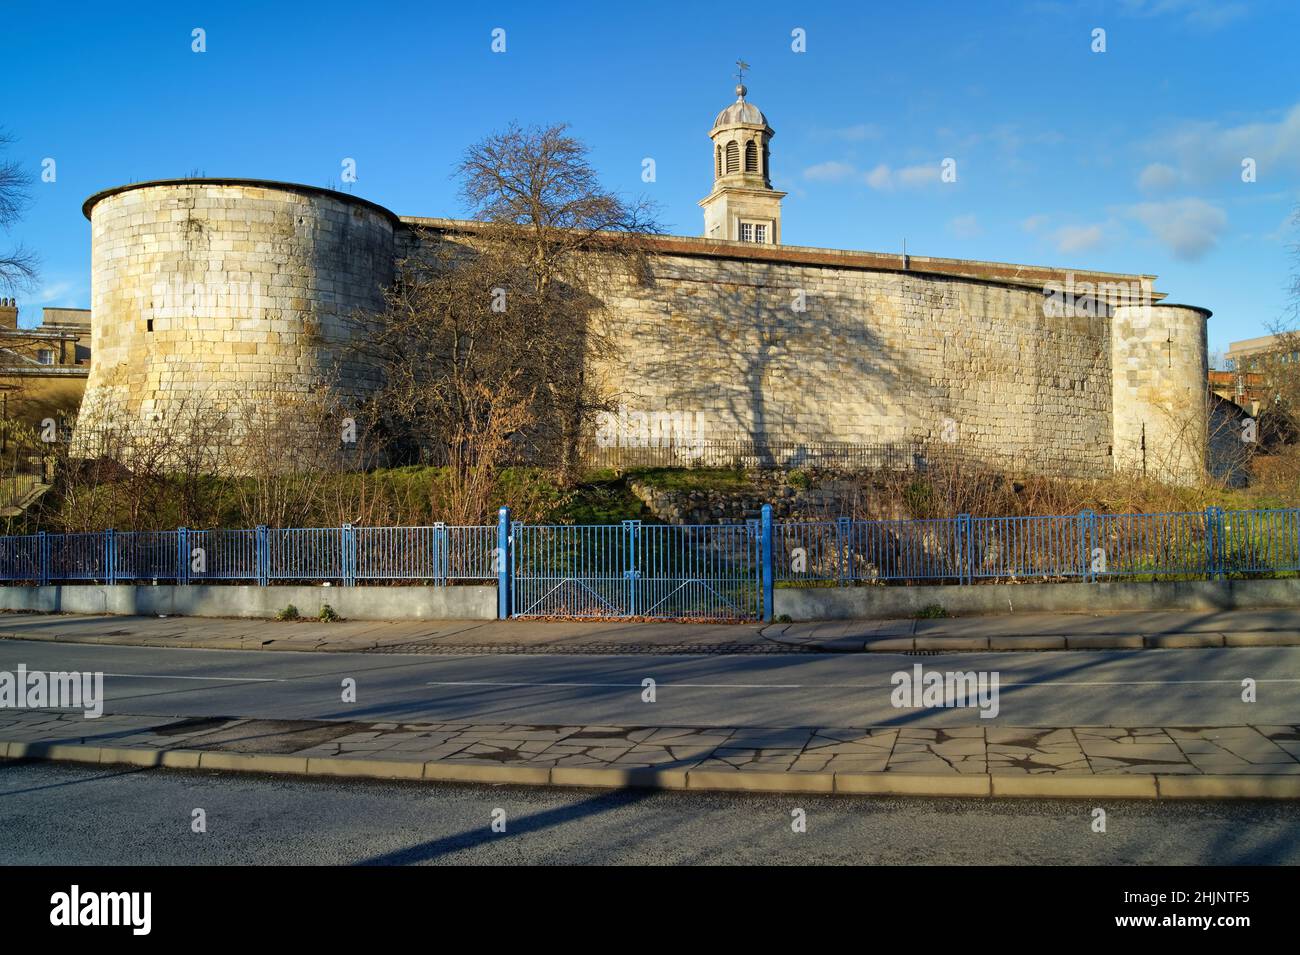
511, 520, 761, 620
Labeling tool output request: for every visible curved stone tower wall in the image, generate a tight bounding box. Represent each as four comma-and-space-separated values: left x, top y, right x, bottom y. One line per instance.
76, 180, 394, 452
1111, 303, 1210, 485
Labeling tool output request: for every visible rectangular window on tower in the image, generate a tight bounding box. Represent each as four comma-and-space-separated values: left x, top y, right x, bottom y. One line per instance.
754, 224, 768, 243
739, 222, 753, 242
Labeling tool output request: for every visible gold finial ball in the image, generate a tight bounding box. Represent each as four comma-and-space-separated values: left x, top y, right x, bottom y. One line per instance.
735, 83, 747, 100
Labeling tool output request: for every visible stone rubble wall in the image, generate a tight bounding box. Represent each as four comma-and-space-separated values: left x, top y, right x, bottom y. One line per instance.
590, 251, 1119, 478
72, 184, 1210, 484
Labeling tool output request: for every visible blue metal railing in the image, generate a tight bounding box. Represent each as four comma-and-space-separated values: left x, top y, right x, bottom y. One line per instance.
775, 507, 1300, 585
0, 508, 1297, 622
0, 524, 497, 587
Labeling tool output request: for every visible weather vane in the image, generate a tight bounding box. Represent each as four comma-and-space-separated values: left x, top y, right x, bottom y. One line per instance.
734, 59, 750, 85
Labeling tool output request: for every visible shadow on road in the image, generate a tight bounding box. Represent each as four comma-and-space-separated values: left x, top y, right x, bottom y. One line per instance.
353, 787, 657, 865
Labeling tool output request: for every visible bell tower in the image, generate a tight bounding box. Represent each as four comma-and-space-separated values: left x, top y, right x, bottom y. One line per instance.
699, 61, 785, 244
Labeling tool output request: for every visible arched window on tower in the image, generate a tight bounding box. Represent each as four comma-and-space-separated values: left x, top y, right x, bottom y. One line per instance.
716, 145, 722, 178
725, 141, 739, 174
745, 140, 758, 173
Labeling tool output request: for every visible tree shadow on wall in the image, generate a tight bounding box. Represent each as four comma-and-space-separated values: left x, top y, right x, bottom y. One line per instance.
619, 260, 927, 457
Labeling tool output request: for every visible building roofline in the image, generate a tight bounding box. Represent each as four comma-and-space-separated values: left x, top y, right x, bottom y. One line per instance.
1144, 302, 1213, 319
0, 328, 83, 341
1226, 332, 1287, 352
399, 215, 1167, 300
0, 365, 90, 378
82, 178, 402, 226
76, 181, 1173, 302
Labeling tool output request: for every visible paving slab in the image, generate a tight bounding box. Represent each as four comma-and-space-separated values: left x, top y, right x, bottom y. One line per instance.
4, 709, 1297, 799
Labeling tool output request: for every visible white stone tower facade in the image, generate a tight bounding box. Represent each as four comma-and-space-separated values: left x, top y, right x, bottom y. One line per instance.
699, 69, 785, 244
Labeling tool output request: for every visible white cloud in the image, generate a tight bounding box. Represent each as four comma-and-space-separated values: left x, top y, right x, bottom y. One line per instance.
1264, 210, 1300, 243
35, 280, 73, 302
802, 161, 857, 183
1021, 214, 1049, 233
897, 163, 941, 187
866, 162, 943, 190
1145, 102, 1300, 185
947, 214, 982, 239
1054, 224, 1107, 254
805, 159, 950, 191
865, 164, 892, 190
1137, 162, 1179, 192
1125, 197, 1228, 260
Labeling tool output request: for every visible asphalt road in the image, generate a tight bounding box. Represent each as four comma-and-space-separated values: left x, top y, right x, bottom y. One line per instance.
0, 639, 1295, 728
1, 760, 1296, 864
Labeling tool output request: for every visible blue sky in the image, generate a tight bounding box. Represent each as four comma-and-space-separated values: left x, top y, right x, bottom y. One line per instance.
3, 0, 1297, 355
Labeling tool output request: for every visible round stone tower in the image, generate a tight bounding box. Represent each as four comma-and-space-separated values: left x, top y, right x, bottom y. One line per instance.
75, 178, 396, 454
1111, 302, 1211, 485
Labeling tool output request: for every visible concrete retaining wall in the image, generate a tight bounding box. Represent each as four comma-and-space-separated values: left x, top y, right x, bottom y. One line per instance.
775, 578, 1300, 621
0, 584, 496, 621
2, 579, 1293, 624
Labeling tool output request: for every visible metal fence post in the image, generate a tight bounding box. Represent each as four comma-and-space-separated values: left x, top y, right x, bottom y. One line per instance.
497, 506, 511, 619
177, 528, 188, 585
836, 516, 852, 586
341, 523, 355, 586
623, 520, 641, 616
256, 525, 269, 586
1203, 507, 1213, 579
958, 513, 972, 585
761, 503, 774, 622
105, 528, 116, 586
1207, 506, 1225, 580
1217, 507, 1228, 580
433, 522, 446, 585
37, 531, 48, 586
1080, 510, 1095, 583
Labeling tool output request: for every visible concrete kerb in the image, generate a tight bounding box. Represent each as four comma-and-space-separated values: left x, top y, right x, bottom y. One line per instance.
5, 739, 1299, 799
781, 633, 1300, 654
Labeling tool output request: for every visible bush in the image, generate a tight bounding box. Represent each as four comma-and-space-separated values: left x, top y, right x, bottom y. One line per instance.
318, 603, 340, 623
916, 603, 948, 619
275, 604, 300, 621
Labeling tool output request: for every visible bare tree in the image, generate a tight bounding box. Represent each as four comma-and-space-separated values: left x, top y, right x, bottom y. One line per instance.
0, 131, 37, 292
457, 123, 660, 477
355, 123, 661, 497
225, 385, 364, 528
